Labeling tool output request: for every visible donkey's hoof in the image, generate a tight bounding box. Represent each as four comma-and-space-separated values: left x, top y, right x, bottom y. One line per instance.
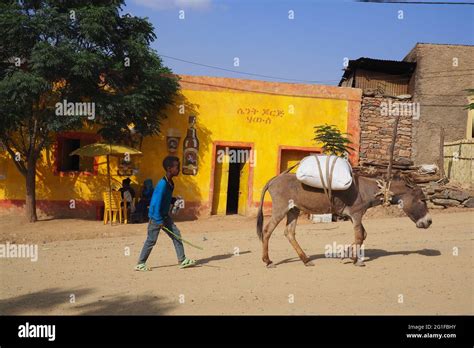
266, 262, 276, 269
353, 260, 366, 267
304, 260, 315, 267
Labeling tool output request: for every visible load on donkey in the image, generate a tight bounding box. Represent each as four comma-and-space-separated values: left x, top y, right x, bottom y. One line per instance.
256, 124, 432, 268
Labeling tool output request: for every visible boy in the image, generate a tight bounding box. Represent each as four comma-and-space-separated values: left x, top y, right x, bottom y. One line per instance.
134, 156, 196, 271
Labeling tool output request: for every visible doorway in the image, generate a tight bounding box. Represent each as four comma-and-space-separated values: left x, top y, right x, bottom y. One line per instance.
226, 161, 241, 214
211, 145, 251, 216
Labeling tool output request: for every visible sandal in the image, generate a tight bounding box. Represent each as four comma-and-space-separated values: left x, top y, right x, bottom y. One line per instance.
179, 258, 196, 269
134, 263, 151, 271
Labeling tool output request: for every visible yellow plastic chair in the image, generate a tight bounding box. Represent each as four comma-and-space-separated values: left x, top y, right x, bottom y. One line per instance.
103, 191, 123, 224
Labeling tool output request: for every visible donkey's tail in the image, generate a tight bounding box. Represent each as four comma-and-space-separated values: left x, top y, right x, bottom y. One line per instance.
256, 161, 301, 242
256, 180, 270, 242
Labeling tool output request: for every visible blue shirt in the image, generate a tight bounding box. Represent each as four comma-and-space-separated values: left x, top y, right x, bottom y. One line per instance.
148, 176, 174, 224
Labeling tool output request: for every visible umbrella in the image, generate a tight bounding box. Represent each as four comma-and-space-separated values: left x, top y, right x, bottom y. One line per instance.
70, 143, 142, 224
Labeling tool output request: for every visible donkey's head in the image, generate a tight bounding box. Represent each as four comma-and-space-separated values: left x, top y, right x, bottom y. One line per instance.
390, 176, 432, 229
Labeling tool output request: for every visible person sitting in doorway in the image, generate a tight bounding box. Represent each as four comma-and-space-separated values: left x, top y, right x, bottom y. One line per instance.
141, 179, 154, 203
119, 178, 136, 213
132, 179, 154, 223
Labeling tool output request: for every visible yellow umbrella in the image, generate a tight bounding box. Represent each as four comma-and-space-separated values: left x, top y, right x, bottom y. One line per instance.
70, 143, 142, 224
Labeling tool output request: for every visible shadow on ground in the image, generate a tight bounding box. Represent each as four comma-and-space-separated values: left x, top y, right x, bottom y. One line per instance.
151, 251, 252, 269
0, 287, 175, 315
197, 250, 251, 265
274, 248, 441, 266
363, 248, 441, 262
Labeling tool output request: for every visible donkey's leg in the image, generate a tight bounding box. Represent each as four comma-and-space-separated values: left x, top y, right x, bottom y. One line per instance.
362, 223, 367, 240
351, 218, 366, 267
341, 210, 367, 266
284, 208, 312, 266
262, 210, 286, 268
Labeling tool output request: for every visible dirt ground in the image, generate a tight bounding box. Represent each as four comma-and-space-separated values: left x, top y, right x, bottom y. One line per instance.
0, 208, 472, 315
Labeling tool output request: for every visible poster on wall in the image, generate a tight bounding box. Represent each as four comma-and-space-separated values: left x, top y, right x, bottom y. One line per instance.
182, 115, 199, 176
117, 158, 139, 176
166, 128, 181, 153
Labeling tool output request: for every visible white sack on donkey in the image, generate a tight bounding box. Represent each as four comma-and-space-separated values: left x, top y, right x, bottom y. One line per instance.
296, 155, 353, 190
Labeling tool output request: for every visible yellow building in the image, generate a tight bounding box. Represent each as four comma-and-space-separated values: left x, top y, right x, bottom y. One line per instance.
0, 75, 362, 219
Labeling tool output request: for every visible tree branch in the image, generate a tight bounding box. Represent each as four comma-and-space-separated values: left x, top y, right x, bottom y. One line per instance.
5, 135, 27, 158
2, 138, 27, 176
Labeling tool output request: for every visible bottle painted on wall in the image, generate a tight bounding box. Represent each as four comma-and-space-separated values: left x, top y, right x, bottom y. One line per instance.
182, 115, 199, 175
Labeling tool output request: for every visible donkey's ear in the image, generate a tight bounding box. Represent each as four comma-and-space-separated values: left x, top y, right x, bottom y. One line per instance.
401, 173, 416, 188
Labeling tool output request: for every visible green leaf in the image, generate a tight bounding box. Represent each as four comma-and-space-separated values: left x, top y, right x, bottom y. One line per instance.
313, 123, 354, 156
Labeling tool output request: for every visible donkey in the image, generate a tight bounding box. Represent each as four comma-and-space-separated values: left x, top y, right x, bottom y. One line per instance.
256, 172, 432, 267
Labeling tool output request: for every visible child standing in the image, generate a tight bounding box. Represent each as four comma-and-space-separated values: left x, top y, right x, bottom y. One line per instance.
135, 156, 196, 271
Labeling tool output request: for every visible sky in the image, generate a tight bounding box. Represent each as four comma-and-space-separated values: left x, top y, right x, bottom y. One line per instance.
123, 0, 474, 85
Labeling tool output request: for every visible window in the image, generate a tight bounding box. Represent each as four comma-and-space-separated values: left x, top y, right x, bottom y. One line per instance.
278, 146, 321, 174
55, 133, 97, 174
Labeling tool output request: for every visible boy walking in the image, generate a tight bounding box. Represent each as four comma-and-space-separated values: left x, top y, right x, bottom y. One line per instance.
135, 156, 196, 271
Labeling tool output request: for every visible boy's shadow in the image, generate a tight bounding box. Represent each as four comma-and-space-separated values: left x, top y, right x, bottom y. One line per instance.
151, 251, 251, 269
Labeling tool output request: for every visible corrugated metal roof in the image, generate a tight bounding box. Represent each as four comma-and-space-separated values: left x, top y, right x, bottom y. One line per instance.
339, 57, 416, 86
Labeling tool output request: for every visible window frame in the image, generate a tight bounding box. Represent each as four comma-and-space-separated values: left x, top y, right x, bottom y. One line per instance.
53, 132, 100, 176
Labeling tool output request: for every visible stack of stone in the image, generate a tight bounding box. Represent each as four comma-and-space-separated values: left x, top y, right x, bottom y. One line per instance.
421, 182, 474, 209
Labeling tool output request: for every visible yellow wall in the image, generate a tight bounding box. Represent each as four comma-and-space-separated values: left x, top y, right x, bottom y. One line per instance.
0, 76, 360, 218
150, 89, 348, 205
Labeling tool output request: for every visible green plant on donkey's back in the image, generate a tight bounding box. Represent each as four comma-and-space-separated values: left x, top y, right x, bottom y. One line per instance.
313, 124, 354, 157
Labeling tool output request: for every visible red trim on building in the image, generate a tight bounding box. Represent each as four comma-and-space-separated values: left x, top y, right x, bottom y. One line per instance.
347, 99, 361, 165
0, 199, 103, 220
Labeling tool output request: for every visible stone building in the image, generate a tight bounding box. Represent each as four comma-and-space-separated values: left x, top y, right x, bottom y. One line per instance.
339, 58, 417, 164
340, 43, 474, 168
404, 43, 474, 165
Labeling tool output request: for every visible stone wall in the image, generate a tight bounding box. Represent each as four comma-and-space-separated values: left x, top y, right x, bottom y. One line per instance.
359, 95, 413, 163
422, 181, 474, 209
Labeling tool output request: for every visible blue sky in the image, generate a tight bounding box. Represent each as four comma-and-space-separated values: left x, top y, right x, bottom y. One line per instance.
123, 0, 474, 85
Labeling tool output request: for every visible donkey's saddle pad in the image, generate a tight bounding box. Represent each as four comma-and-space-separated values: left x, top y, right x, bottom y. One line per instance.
296, 155, 353, 190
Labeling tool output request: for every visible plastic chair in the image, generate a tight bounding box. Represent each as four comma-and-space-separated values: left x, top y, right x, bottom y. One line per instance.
103, 191, 123, 224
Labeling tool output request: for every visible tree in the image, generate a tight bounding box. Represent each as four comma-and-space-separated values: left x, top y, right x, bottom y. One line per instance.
0, 0, 180, 222
313, 124, 354, 157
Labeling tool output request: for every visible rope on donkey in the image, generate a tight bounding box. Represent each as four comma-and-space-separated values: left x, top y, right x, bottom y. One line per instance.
314, 155, 338, 214
375, 179, 394, 207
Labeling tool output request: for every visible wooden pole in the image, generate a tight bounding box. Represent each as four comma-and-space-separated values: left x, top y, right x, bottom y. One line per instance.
438, 126, 445, 179
386, 114, 401, 181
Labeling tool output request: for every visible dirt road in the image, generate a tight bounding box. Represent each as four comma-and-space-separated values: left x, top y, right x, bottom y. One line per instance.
0, 210, 472, 315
